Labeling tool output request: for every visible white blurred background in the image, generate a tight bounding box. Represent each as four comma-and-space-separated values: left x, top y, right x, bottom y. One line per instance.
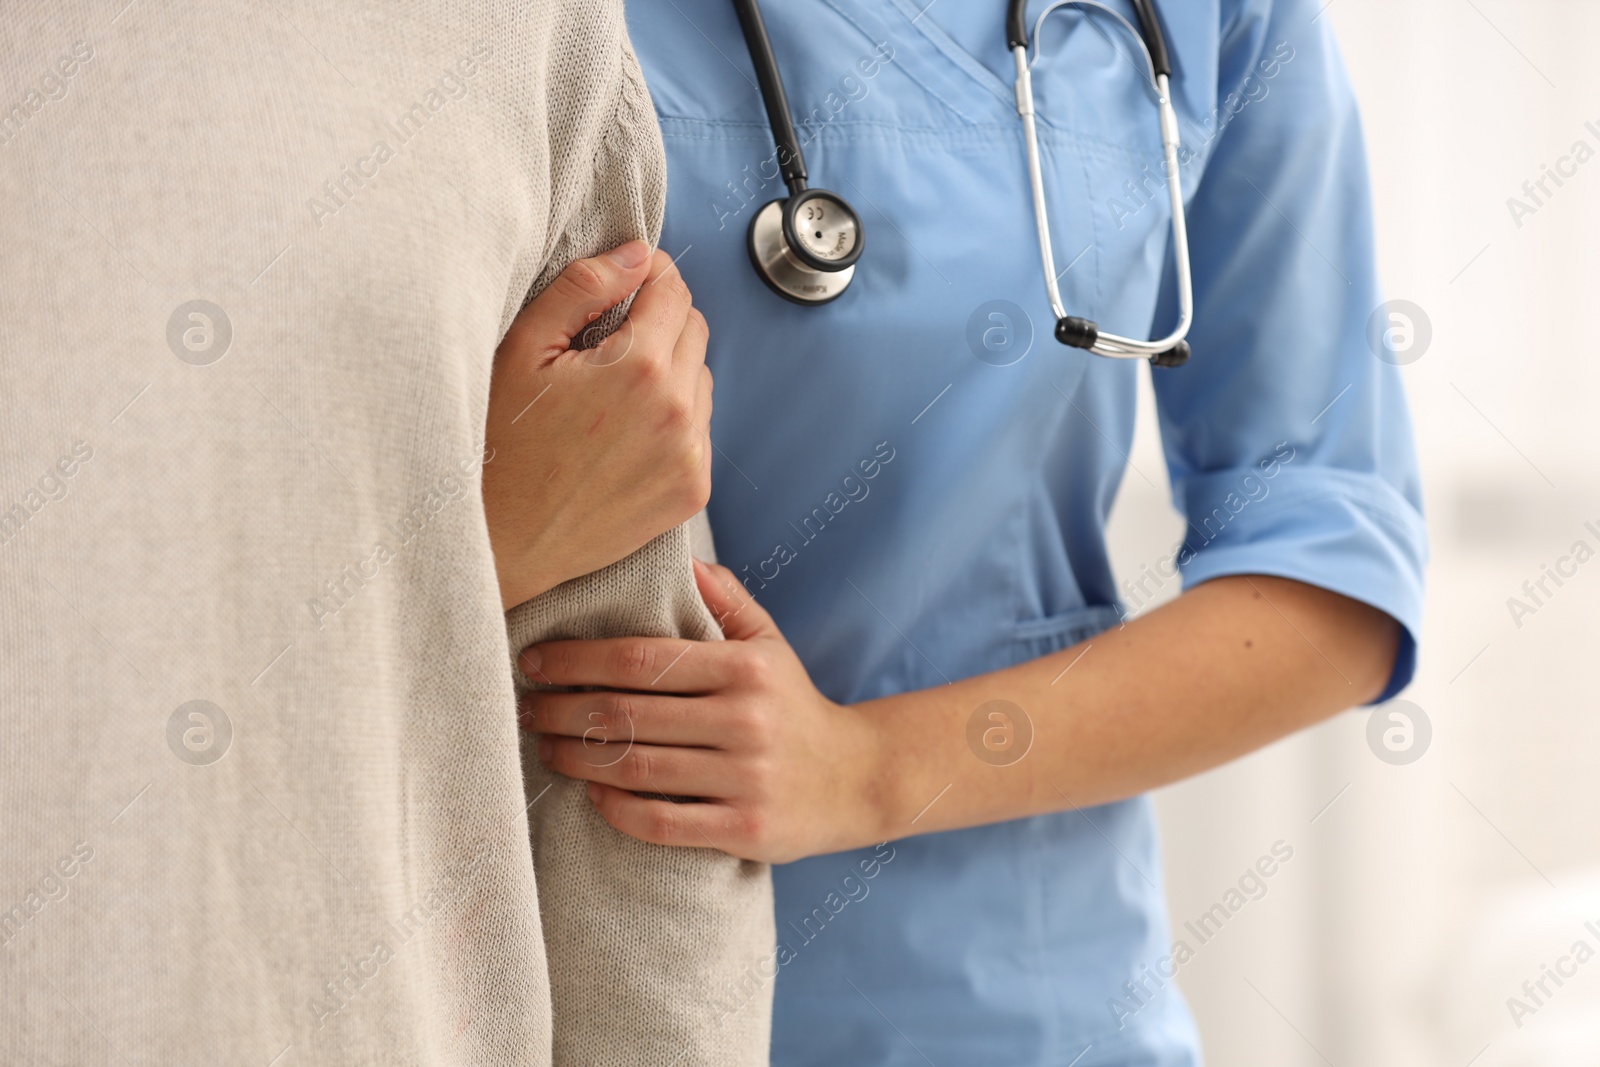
1106, 1, 1600, 1063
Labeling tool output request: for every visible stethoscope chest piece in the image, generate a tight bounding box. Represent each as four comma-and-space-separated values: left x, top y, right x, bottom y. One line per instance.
747, 188, 863, 305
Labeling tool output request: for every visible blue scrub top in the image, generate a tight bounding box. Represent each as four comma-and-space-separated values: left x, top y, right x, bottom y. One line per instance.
628, 1, 1428, 1063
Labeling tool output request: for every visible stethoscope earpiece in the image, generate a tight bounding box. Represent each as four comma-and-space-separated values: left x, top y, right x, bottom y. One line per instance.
1057, 316, 1190, 367
747, 188, 863, 305
1055, 316, 1099, 349
1151, 340, 1190, 368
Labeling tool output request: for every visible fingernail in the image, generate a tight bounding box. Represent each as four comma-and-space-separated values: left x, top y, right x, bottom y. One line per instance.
605, 240, 650, 269
517, 696, 535, 729
520, 646, 542, 675
538, 737, 553, 762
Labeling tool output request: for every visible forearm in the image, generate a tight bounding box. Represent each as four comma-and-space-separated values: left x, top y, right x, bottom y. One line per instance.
523, 570, 1403, 865
862, 575, 1401, 841
511, 518, 775, 1062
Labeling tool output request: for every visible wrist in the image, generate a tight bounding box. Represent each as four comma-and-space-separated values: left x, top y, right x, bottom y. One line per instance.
495, 537, 573, 611
841, 697, 907, 850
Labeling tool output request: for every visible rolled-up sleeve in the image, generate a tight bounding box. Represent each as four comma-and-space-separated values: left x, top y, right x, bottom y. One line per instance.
1152, 0, 1428, 701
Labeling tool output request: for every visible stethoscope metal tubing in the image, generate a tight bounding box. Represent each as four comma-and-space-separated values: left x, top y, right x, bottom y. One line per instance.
1010, 0, 1195, 363
1015, 46, 1064, 323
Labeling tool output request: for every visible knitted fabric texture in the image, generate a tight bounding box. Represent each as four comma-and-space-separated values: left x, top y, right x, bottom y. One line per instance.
0, 2, 770, 1064
510, 512, 774, 1067
507, 34, 775, 1067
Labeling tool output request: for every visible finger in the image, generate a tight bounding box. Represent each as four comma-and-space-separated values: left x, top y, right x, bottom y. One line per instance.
653, 310, 710, 421
520, 637, 733, 692
693, 559, 776, 641
540, 736, 734, 798
586, 782, 742, 851
519, 690, 728, 748
692, 362, 713, 438
514, 241, 654, 356
621, 249, 694, 365
672, 304, 710, 374
691, 363, 713, 489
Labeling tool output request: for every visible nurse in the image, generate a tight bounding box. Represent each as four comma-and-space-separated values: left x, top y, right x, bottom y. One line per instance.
522, 0, 1427, 1063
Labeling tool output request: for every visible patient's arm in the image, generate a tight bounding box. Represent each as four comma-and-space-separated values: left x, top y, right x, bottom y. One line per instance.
487, 247, 773, 1065
509, 516, 773, 1066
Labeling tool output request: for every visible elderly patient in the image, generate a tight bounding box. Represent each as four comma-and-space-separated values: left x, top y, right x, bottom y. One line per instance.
0, 2, 770, 1064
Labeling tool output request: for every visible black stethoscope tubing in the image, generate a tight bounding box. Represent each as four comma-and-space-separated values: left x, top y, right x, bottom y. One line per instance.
734, 0, 1193, 365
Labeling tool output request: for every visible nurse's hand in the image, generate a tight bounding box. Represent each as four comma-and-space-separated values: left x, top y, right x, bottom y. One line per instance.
484, 241, 715, 610
518, 559, 886, 864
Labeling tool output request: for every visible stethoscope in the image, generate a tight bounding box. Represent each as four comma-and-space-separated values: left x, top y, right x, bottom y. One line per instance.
732, 0, 1194, 368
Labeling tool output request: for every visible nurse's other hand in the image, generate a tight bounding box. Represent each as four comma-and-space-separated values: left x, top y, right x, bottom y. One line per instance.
519, 559, 886, 864
484, 241, 714, 609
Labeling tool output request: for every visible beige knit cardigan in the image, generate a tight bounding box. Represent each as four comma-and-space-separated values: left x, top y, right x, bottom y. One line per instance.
0, 2, 771, 1064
